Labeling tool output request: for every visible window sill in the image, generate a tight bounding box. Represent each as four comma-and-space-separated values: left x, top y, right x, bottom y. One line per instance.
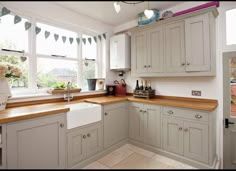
8, 90, 106, 103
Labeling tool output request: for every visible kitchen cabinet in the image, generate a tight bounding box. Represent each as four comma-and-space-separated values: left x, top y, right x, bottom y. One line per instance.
162, 106, 210, 164
0, 124, 6, 169
6, 114, 66, 169
103, 102, 128, 149
67, 122, 102, 168
164, 21, 185, 73
132, 27, 163, 74
130, 7, 217, 77
185, 13, 211, 72
129, 102, 161, 148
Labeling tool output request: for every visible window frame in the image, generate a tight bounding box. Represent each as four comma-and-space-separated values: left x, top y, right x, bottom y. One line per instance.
0, 12, 101, 95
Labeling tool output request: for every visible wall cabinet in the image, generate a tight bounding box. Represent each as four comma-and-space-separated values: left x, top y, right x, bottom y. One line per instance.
67, 122, 102, 168
132, 27, 163, 74
129, 102, 161, 148
131, 8, 217, 77
162, 106, 211, 164
103, 102, 128, 149
7, 114, 66, 169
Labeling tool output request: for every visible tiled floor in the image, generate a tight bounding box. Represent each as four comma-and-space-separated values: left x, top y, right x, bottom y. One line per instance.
82, 144, 197, 169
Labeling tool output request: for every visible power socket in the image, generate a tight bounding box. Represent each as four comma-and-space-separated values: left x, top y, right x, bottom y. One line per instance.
192, 90, 201, 96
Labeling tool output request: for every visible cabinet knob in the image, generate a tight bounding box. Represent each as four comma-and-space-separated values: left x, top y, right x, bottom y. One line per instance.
167, 110, 174, 114
187, 63, 190, 65
148, 65, 151, 68
144, 65, 147, 68
184, 128, 188, 132
60, 123, 64, 128
104, 112, 108, 116
195, 114, 202, 119
139, 109, 143, 112
83, 135, 87, 139
181, 63, 185, 66
143, 110, 147, 113
179, 127, 183, 131
87, 133, 91, 137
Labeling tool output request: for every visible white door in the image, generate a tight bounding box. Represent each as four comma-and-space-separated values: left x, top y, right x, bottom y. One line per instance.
223, 52, 236, 169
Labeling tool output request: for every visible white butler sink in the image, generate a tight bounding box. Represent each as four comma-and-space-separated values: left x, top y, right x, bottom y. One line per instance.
66, 102, 101, 129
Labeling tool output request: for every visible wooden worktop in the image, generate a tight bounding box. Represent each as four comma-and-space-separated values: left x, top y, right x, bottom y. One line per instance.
0, 103, 70, 124
84, 95, 218, 111
0, 95, 218, 124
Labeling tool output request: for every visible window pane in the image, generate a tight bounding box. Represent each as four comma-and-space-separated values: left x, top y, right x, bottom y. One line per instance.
37, 58, 78, 88
226, 8, 236, 45
0, 15, 28, 52
0, 55, 29, 88
36, 22, 78, 58
82, 60, 97, 90
82, 34, 97, 59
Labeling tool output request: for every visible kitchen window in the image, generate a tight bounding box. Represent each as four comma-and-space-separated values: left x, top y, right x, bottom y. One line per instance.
0, 14, 30, 89
0, 12, 102, 96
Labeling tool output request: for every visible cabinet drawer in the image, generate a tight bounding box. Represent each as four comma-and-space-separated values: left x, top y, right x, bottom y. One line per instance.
104, 102, 127, 111
163, 106, 209, 122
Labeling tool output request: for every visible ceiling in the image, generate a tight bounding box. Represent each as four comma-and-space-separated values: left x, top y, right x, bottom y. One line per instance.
54, 1, 184, 27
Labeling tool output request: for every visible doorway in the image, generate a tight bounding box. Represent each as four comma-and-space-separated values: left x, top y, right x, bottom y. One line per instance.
223, 51, 236, 169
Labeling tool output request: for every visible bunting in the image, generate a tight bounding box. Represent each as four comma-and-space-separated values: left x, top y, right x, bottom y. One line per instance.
0, 6, 107, 45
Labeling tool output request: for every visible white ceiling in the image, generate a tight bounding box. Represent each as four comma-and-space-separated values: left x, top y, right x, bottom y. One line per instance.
55, 1, 184, 27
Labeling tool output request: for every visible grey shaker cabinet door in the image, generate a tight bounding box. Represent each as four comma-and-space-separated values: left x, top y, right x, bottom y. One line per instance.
164, 21, 185, 73
144, 104, 161, 148
7, 114, 66, 169
104, 103, 128, 149
185, 13, 210, 72
163, 116, 184, 155
67, 128, 86, 168
183, 121, 209, 164
67, 122, 102, 168
129, 102, 145, 142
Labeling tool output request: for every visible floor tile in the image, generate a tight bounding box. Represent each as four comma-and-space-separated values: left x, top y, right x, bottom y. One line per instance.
122, 143, 155, 158
82, 161, 110, 169
98, 145, 134, 168
112, 153, 172, 169
152, 153, 196, 169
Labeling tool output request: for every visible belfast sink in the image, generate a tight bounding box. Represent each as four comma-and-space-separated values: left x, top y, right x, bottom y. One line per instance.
66, 102, 101, 129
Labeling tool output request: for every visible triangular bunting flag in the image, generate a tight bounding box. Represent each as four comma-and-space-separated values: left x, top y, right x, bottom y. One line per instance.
1, 7, 10, 17
45, 31, 50, 39
93, 36, 97, 43
98, 35, 102, 41
62, 36, 67, 43
54, 34, 59, 41
76, 38, 80, 45
14, 15, 22, 24
82, 38, 86, 45
102, 33, 106, 39
35, 26, 41, 35
24, 22, 32, 31
88, 37, 92, 44
69, 37, 74, 44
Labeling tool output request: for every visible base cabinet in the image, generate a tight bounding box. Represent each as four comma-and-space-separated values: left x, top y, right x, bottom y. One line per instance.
129, 102, 161, 148
67, 122, 102, 168
162, 107, 210, 164
103, 102, 128, 149
6, 114, 66, 169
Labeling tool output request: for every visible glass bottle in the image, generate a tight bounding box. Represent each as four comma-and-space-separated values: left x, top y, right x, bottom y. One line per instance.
135, 80, 139, 90
144, 80, 148, 90
148, 81, 152, 90
139, 80, 143, 90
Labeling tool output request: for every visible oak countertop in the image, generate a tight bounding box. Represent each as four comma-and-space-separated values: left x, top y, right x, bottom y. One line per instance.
0, 95, 218, 124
